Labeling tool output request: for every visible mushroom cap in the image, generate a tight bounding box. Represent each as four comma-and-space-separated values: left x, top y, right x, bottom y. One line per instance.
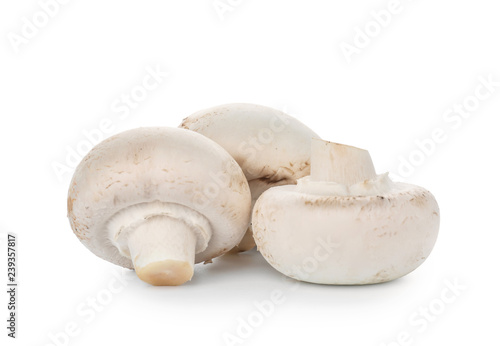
68, 127, 252, 268
180, 103, 320, 198
252, 183, 440, 284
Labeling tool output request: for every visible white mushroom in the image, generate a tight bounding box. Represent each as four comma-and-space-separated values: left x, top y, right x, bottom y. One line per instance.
180, 103, 320, 251
252, 139, 440, 285
67, 127, 251, 286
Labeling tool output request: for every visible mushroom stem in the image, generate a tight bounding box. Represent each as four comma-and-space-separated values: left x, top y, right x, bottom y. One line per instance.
127, 215, 197, 286
310, 138, 377, 185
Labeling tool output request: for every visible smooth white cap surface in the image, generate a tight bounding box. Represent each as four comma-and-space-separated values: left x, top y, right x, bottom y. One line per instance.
253, 182, 440, 284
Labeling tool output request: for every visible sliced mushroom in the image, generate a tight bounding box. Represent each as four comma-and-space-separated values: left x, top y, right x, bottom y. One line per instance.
180, 103, 320, 251
252, 139, 440, 285
67, 127, 251, 286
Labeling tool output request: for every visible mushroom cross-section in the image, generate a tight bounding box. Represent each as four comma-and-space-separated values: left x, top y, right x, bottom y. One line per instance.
252, 139, 440, 285
180, 103, 320, 251
67, 127, 251, 286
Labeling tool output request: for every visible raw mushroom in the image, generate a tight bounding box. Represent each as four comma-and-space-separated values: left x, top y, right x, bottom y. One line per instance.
67, 127, 251, 286
180, 103, 320, 251
252, 139, 440, 285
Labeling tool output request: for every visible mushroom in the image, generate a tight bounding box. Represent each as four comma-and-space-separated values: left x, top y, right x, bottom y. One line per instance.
67, 127, 251, 286
180, 103, 320, 251
252, 139, 440, 284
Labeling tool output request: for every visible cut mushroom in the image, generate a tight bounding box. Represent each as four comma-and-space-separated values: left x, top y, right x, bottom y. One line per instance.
180, 103, 320, 251
252, 139, 440, 285
67, 127, 251, 286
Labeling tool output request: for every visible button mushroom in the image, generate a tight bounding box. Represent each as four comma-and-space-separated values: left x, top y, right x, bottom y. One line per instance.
67, 127, 251, 286
252, 139, 440, 284
180, 103, 320, 251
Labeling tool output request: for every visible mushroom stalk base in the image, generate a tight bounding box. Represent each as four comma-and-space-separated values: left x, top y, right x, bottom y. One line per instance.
127, 215, 196, 286
310, 138, 376, 185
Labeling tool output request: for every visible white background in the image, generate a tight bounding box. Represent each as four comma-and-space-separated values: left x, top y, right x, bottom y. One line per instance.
1, 0, 499, 345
